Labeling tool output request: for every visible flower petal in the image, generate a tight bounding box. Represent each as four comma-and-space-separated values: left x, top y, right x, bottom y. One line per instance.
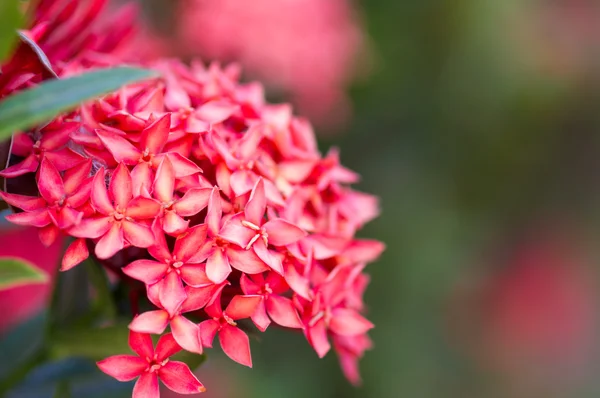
218, 214, 255, 249
68, 216, 111, 239
330, 309, 374, 336
173, 224, 207, 262
180, 266, 211, 287
0, 191, 45, 211
163, 211, 189, 235
97, 355, 146, 382
219, 325, 252, 367
263, 219, 307, 246
95, 222, 124, 259
126, 197, 161, 219
206, 249, 231, 283
158, 361, 206, 394
199, 319, 220, 348
129, 330, 154, 360
250, 298, 271, 332
308, 318, 331, 358
91, 168, 114, 214
110, 163, 133, 210
172, 188, 211, 216
132, 372, 159, 398
155, 332, 181, 361
152, 156, 174, 203
61, 238, 89, 271
6, 209, 51, 228
122, 260, 168, 284
170, 315, 203, 354
159, 272, 186, 317
140, 113, 170, 154
266, 295, 303, 329
253, 239, 283, 275
123, 221, 155, 248
205, 187, 222, 236
37, 157, 65, 204
227, 246, 270, 274
129, 310, 169, 334
96, 128, 140, 165
225, 295, 261, 321
245, 178, 266, 226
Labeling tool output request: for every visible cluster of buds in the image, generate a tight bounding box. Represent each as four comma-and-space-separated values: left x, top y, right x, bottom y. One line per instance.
0, 1, 384, 396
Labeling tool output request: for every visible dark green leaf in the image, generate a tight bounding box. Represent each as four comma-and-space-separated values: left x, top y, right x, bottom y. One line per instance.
0, 67, 157, 141
0, 257, 48, 290
0, 1, 24, 62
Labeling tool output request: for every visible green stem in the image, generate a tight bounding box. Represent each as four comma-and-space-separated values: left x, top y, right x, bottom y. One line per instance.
84, 257, 117, 322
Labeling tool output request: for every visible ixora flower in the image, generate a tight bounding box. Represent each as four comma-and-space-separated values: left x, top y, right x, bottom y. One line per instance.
0, 1, 384, 396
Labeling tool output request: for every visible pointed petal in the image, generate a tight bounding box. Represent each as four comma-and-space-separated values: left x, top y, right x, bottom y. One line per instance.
263, 219, 307, 246
171, 315, 203, 354
95, 222, 124, 259
38, 224, 59, 247
54, 206, 83, 229
129, 331, 154, 360
219, 325, 252, 367
131, 162, 154, 198
129, 310, 169, 334
180, 266, 211, 287
225, 295, 261, 320
206, 187, 222, 236
159, 272, 186, 317
154, 152, 201, 178
6, 209, 51, 227
148, 231, 172, 262
227, 246, 270, 274
110, 163, 133, 210
122, 260, 168, 284
37, 157, 65, 204
254, 240, 283, 275
159, 361, 206, 394
218, 214, 255, 249
152, 157, 174, 203
123, 221, 155, 248
251, 299, 271, 332
126, 197, 161, 219
163, 211, 189, 235
180, 284, 217, 312
195, 100, 238, 124
96, 128, 140, 165
97, 355, 146, 381
45, 148, 85, 171
0, 191, 45, 211
61, 238, 89, 271
206, 249, 231, 283
0, 154, 38, 177
140, 114, 170, 154
173, 224, 207, 261
172, 188, 211, 216
266, 296, 303, 329
91, 169, 114, 214
245, 178, 266, 226
239, 273, 262, 295
308, 319, 331, 358
155, 332, 181, 361
199, 319, 220, 348
68, 216, 111, 239
63, 159, 92, 194
132, 372, 159, 398
330, 309, 374, 336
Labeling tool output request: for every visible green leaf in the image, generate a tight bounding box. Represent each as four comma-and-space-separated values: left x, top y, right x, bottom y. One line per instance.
0, 0, 24, 62
0, 67, 157, 141
0, 257, 48, 290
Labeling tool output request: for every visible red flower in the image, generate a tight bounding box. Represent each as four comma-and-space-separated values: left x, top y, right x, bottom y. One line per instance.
68, 163, 161, 259
199, 293, 262, 367
98, 330, 206, 397
240, 272, 303, 331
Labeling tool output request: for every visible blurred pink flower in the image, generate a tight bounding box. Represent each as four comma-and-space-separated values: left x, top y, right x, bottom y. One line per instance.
177, 0, 369, 129
0, 226, 62, 333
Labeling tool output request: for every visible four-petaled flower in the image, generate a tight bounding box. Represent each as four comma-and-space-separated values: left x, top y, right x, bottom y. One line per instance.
199, 293, 262, 367
97, 330, 206, 397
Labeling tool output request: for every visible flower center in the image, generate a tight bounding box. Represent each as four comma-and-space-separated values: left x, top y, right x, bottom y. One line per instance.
140, 148, 153, 163
146, 357, 169, 373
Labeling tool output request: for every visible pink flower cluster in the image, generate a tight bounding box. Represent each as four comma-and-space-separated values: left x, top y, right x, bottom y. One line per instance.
1, 0, 384, 396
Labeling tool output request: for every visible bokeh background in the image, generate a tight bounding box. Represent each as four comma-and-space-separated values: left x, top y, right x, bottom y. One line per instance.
3, 0, 600, 397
